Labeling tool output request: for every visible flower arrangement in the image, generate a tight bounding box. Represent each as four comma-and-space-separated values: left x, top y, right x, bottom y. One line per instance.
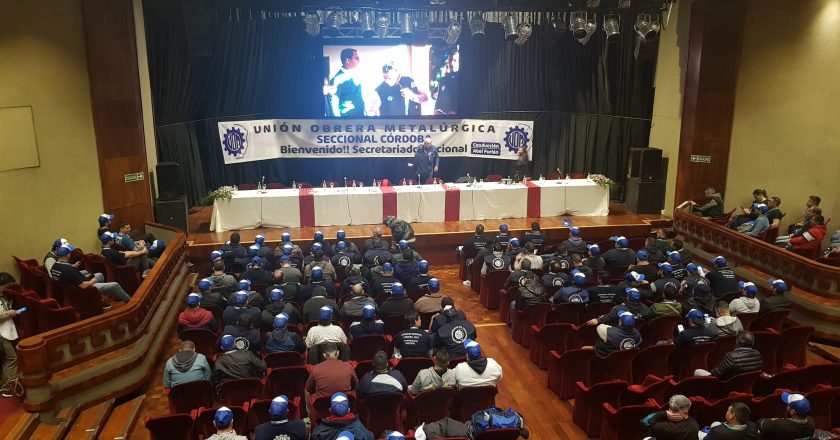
588, 174, 618, 191
205, 186, 236, 203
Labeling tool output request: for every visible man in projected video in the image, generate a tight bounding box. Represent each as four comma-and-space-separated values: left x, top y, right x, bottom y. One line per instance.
434, 50, 459, 115
327, 48, 365, 117
375, 63, 428, 116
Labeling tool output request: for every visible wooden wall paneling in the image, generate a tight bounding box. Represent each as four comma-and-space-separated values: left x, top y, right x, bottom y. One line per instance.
82, 0, 153, 230
674, 0, 746, 206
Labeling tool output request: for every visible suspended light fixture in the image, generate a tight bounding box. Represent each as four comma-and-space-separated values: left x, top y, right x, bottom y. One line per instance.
400, 12, 414, 38
359, 10, 376, 38
570, 11, 597, 45
635, 13, 661, 43
544, 13, 568, 42
444, 20, 461, 45
603, 14, 621, 42
303, 11, 320, 37
469, 13, 486, 38
324, 11, 341, 37
515, 23, 533, 45
503, 14, 518, 41
376, 13, 390, 38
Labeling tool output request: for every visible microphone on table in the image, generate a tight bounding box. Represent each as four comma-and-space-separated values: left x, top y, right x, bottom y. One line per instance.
344, 176, 347, 187
417, 174, 421, 186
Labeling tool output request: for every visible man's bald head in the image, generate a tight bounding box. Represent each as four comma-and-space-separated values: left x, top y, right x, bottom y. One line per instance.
180, 340, 195, 351
351, 283, 364, 295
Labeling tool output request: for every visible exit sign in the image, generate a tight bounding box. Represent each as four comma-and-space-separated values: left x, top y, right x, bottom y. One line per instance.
124, 172, 145, 183
690, 154, 711, 164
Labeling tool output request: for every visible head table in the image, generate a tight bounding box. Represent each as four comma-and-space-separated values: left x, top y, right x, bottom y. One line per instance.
210, 179, 609, 232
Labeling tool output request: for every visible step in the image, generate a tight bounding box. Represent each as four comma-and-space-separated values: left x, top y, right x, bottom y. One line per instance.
96, 395, 145, 440
29, 405, 79, 440
5, 411, 40, 440
64, 398, 114, 440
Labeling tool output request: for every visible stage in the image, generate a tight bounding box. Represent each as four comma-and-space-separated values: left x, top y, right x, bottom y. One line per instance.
185, 201, 671, 265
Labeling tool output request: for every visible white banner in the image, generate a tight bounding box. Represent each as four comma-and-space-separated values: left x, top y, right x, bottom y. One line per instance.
218, 118, 534, 165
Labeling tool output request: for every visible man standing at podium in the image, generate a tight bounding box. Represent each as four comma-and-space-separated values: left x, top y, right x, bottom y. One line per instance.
408, 136, 439, 183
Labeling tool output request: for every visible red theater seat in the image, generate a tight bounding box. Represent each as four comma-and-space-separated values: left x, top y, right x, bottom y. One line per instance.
572, 380, 628, 437
479, 270, 509, 310
529, 323, 573, 369
144, 413, 195, 440
265, 366, 309, 400
177, 328, 220, 360
220, 378, 264, 407
547, 348, 595, 399
779, 326, 814, 368
409, 387, 456, 425
591, 348, 638, 384
349, 335, 389, 361
749, 309, 789, 332
623, 374, 673, 406
639, 316, 681, 348
392, 357, 434, 384
632, 344, 674, 384
545, 302, 585, 326
168, 380, 214, 414
512, 303, 552, 347
600, 401, 658, 440
263, 351, 304, 368
358, 392, 405, 435
752, 330, 784, 374
670, 342, 716, 380
452, 386, 498, 421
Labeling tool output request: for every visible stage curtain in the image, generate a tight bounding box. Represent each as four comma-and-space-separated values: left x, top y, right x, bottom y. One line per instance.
145, 1, 656, 206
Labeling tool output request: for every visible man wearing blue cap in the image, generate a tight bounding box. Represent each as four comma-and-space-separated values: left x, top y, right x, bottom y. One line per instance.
756, 392, 815, 439
650, 263, 680, 301
729, 282, 760, 315
178, 293, 217, 333
407, 260, 433, 294
705, 256, 739, 298
302, 266, 337, 302
737, 203, 770, 237
44, 238, 72, 273
759, 279, 791, 314
594, 311, 642, 356
681, 282, 716, 317
433, 303, 477, 358
207, 406, 248, 439
586, 272, 619, 304
50, 244, 132, 303
378, 282, 415, 318
263, 313, 306, 354
602, 236, 636, 269
583, 244, 606, 272
680, 264, 709, 297
331, 241, 357, 273
665, 251, 687, 280
212, 335, 266, 387
163, 340, 211, 389
675, 309, 715, 350
357, 351, 407, 399
494, 224, 511, 248
302, 285, 339, 325
393, 240, 424, 263
237, 279, 267, 310
253, 395, 307, 440
453, 339, 502, 389
222, 313, 261, 354
243, 256, 273, 286
348, 303, 385, 339
616, 271, 650, 304
586, 287, 652, 327
305, 306, 347, 348
414, 278, 444, 314
559, 226, 588, 256
628, 250, 659, 282
100, 231, 150, 273
197, 277, 228, 310
503, 238, 522, 260
310, 392, 374, 440
261, 289, 300, 331
97, 213, 115, 238
223, 290, 260, 327
552, 270, 590, 304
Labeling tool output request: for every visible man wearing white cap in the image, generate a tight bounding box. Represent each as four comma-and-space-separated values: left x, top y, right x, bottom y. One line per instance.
253, 395, 307, 440
452, 339, 502, 389
310, 393, 375, 440
207, 406, 247, 440
729, 282, 760, 315
759, 279, 791, 314
757, 392, 814, 439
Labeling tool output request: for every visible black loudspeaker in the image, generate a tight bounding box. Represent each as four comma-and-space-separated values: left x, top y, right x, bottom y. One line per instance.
625, 177, 665, 214
628, 147, 663, 182
155, 197, 188, 233
182, 0, 212, 57
156, 162, 184, 201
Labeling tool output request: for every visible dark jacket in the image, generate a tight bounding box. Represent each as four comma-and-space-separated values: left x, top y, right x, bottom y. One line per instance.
710, 347, 763, 380
385, 217, 415, 242
212, 349, 266, 385
517, 282, 550, 309
310, 414, 374, 440
705, 421, 759, 440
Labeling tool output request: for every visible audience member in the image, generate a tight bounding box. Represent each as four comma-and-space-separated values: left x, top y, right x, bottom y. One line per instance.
378, 282, 414, 317
729, 188, 768, 229
198, 277, 228, 310
243, 256, 273, 285
410, 350, 456, 394
305, 307, 347, 347
430, 297, 467, 333
737, 203, 770, 237
587, 288, 653, 326
305, 342, 357, 403
541, 260, 570, 289
783, 195, 821, 237
641, 394, 700, 440
340, 266, 369, 297
481, 242, 512, 275
759, 279, 791, 313
679, 186, 725, 219
560, 227, 588, 255
212, 335, 266, 386
666, 251, 687, 280
223, 291, 260, 327
729, 282, 760, 315
222, 314, 260, 354
394, 312, 432, 358
551, 270, 590, 304
97, 213, 115, 238
263, 313, 306, 354
261, 288, 299, 330
629, 250, 659, 281
594, 311, 642, 356
522, 222, 546, 250
708, 302, 744, 337
44, 238, 71, 273
301, 266, 337, 301
0, 272, 19, 398
696, 332, 762, 379
341, 284, 373, 321
786, 214, 826, 254
433, 305, 477, 359
569, 254, 592, 279
207, 407, 248, 440
493, 224, 512, 247
675, 309, 715, 350
220, 232, 250, 269
371, 263, 398, 298
641, 236, 666, 263
650, 284, 683, 318
764, 197, 783, 231
515, 272, 550, 310
209, 261, 238, 298
50, 244, 131, 303
407, 260, 432, 293
310, 394, 374, 440
100, 231, 149, 273
583, 244, 606, 271
237, 279, 267, 309
357, 351, 408, 399
177, 293, 217, 333
304, 244, 338, 284
756, 393, 814, 440
302, 285, 339, 324
253, 395, 308, 440
586, 271, 618, 304
384, 216, 415, 244
700, 402, 758, 440
681, 283, 716, 317
163, 340, 211, 388
650, 262, 680, 300
705, 256, 739, 298
453, 339, 502, 389
602, 236, 636, 269
348, 303, 385, 339
414, 278, 444, 314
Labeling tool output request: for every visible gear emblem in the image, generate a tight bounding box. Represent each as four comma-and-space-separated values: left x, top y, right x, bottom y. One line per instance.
223, 124, 248, 158
504, 126, 530, 153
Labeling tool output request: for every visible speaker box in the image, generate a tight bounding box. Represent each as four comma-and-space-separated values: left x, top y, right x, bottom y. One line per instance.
156, 162, 184, 201
628, 147, 663, 182
625, 177, 665, 214
155, 197, 188, 233
182, 0, 212, 57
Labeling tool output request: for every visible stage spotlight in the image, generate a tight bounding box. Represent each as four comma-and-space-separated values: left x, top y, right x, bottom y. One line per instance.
303, 11, 320, 37
376, 13, 390, 38
570, 11, 596, 45
503, 14, 518, 41
544, 13, 567, 42
603, 15, 620, 42
514, 23, 532, 45
635, 13, 661, 43
400, 12, 414, 38
469, 13, 486, 38
324, 11, 341, 37
359, 10, 376, 38
444, 20, 461, 45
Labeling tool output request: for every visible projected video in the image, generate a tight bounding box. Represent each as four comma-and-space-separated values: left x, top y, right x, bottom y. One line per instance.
323, 44, 459, 117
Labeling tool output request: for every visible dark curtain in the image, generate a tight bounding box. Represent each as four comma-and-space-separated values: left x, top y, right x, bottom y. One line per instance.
145, 1, 657, 206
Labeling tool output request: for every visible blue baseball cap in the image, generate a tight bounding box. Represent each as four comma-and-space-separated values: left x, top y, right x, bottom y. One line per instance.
398, 240, 409, 250
619, 311, 636, 327
387, 432, 405, 440
667, 251, 681, 262
214, 406, 233, 428
314, 231, 324, 241
769, 279, 788, 292
148, 240, 163, 251
570, 227, 581, 236
625, 288, 641, 301
234, 290, 249, 305
186, 293, 202, 307
499, 224, 509, 233
686, 308, 705, 321
625, 271, 645, 283
98, 213, 115, 226
781, 392, 811, 415
251, 256, 264, 265
220, 335, 235, 351
658, 262, 673, 273
319, 305, 333, 321
464, 339, 482, 359
239, 279, 252, 291
382, 262, 393, 273
636, 250, 649, 260
418, 260, 429, 274
713, 256, 727, 267
508, 238, 520, 249
755, 203, 769, 213
336, 241, 347, 252
391, 282, 405, 296
615, 236, 629, 248
428, 278, 440, 293
282, 232, 291, 242
56, 244, 74, 257
311, 266, 323, 281
311, 242, 323, 253
330, 393, 350, 416
739, 281, 758, 296
362, 303, 376, 319
269, 395, 289, 418
53, 238, 69, 250
269, 288, 284, 302
248, 245, 260, 257
100, 232, 116, 244
587, 244, 600, 255
573, 271, 587, 286
336, 431, 355, 440
693, 283, 711, 296
273, 313, 289, 329
686, 263, 699, 274
198, 278, 213, 292
337, 230, 346, 241
279, 255, 291, 264
255, 234, 266, 245
282, 244, 293, 255
210, 250, 222, 261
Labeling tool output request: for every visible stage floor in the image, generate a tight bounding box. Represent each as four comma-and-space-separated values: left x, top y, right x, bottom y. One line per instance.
184, 202, 671, 265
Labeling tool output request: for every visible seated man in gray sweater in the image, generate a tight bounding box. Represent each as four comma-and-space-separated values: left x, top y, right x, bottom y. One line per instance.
409, 350, 456, 394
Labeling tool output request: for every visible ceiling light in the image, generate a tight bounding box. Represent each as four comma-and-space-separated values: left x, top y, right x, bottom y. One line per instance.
603, 15, 620, 42
544, 13, 567, 42
400, 12, 414, 38
571, 11, 597, 45
444, 20, 461, 45
635, 13, 661, 43
376, 13, 390, 38
503, 14, 518, 41
324, 12, 341, 37
469, 13, 486, 38
303, 11, 320, 37
515, 23, 533, 45
359, 10, 375, 38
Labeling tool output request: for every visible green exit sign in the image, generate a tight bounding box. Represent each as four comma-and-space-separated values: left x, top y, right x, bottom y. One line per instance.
124, 172, 145, 183
690, 154, 711, 164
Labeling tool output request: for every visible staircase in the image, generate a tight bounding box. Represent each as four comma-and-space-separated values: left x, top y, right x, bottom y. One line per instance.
8, 395, 145, 440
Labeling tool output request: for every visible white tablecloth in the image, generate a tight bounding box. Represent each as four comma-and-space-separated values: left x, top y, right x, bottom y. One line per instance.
210, 180, 609, 231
